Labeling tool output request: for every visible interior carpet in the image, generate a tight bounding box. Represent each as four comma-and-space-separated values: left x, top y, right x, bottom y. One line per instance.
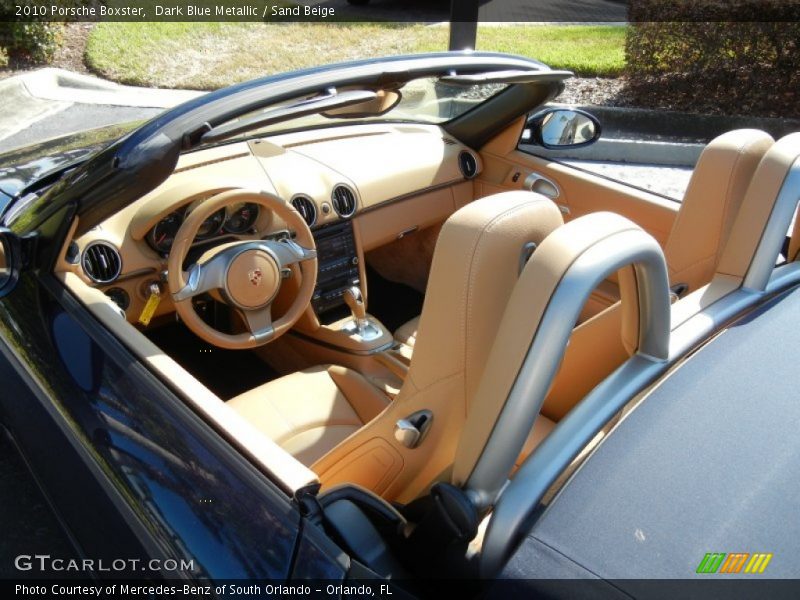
145, 322, 278, 400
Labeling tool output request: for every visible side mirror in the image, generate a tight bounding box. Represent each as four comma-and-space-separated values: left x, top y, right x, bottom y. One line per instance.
0, 227, 22, 298
526, 108, 601, 150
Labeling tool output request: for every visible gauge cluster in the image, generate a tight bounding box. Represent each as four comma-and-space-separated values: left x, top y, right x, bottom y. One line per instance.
146, 202, 261, 254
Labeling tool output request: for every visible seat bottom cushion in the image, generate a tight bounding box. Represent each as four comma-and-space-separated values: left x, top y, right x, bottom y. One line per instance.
227, 364, 389, 467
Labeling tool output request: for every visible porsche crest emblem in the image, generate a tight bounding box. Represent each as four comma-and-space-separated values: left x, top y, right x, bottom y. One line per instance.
248, 268, 263, 287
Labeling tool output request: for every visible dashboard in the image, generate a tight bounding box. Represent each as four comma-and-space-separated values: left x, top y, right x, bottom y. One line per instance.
65, 122, 480, 326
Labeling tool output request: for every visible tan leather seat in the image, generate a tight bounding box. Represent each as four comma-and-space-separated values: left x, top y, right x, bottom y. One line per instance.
227, 365, 390, 466
542, 128, 774, 420
395, 129, 774, 418
229, 191, 564, 501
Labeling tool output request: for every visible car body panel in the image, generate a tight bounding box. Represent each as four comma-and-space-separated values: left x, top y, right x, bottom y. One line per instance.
0, 122, 142, 204
0, 263, 308, 580
500, 284, 800, 587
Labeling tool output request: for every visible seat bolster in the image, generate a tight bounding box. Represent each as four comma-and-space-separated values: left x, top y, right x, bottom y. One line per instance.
718, 132, 800, 281
327, 365, 391, 424
394, 316, 419, 348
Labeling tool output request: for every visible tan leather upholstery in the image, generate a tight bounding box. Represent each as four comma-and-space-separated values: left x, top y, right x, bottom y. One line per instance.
452, 212, 650, 488
234, 192, 563, 499
538, 129, 773, 421
665, 129, 774, 292
717, 132, 800, 281
317, 191, 563, 501
397, 129, 774, 422
227, 365, 389, 466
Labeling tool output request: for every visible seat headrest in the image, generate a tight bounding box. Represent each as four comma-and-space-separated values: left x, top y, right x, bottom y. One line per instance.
665, 129, 773, 293
405, 191, 563, 403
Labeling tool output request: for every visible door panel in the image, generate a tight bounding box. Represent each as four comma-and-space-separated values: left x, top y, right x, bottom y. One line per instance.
476, 149, 678, 248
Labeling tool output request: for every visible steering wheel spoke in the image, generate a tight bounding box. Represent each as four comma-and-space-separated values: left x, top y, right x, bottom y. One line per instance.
243, 306, 274, 343
262, 238, 317, 268
172, 254, 228, 302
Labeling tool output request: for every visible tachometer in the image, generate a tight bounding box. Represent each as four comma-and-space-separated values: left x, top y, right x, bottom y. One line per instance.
224, 203, 260, 234
196, 208, 226, 239
147, 211, 183, 254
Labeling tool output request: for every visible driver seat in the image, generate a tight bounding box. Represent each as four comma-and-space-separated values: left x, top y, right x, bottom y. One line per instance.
228, 191, 564, 501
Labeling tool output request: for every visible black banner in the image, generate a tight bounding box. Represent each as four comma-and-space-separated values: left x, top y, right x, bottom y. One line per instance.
2, 0, 800, 24
4, 578, 800, 600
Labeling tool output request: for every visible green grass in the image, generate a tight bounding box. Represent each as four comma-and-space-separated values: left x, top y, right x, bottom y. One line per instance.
477, 25, 627, 77
85, 23, 626, 90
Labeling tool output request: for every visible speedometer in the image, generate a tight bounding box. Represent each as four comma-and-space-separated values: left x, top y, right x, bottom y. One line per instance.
147, 211, 183, 254
224, 203, 260, 234
196, 208, 226, 239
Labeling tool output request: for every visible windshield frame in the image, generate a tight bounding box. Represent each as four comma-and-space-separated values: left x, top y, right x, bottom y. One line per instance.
8, 52, 568, 238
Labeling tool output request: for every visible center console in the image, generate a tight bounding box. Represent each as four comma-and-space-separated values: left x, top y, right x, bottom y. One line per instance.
311, 221, 361, 318
278, 219, 409, 398
298, 219, 395, 357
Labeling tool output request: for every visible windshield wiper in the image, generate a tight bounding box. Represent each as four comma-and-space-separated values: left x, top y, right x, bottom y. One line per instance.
201, 89, 378, 144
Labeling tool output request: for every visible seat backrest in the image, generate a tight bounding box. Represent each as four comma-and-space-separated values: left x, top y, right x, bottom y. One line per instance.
312, 191, 563, 502
453, 212, 670, 508
541, 129, 774, 421
664, 129, 774, 294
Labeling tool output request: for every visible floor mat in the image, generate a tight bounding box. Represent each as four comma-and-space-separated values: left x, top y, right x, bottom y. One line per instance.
365, 264, 425, 333
146, 322, 278, 400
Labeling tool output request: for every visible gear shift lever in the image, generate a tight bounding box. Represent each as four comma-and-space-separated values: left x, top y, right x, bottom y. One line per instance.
343, 286, 369, 335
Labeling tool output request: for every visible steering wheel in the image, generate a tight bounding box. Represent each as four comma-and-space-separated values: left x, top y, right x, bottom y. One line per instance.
167, 189, 317, 349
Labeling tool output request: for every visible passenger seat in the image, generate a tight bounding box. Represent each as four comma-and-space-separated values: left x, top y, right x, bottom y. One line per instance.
392, 129, 774, 361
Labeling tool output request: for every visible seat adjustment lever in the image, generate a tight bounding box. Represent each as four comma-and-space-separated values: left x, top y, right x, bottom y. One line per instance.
394, 409, 433, 449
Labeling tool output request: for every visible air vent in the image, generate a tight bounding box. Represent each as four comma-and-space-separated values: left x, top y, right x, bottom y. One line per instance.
331, 185, 357, 218
291, 195, 317, 227
82, 242, 122, 284
442, 137, 457, 145
459, 151, 478, 179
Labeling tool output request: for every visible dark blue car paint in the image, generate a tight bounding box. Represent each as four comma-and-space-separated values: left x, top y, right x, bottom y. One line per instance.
0, 207, 346, 582
0, 122, 141, 205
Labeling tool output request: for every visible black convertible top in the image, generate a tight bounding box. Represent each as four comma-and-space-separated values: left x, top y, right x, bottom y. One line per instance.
499, 284, 800, 589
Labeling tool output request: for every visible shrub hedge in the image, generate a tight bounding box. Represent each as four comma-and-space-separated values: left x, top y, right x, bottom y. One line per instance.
627, 0, 800, 77
0, 0, 65, 65
0, 22, 64, 64
625, 0, 800, 117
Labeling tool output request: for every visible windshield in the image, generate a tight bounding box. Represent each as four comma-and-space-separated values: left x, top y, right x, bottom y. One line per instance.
221, 77, 509, 141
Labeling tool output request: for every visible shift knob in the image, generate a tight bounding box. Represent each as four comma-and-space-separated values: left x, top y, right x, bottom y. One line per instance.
343, 286, 367, 323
